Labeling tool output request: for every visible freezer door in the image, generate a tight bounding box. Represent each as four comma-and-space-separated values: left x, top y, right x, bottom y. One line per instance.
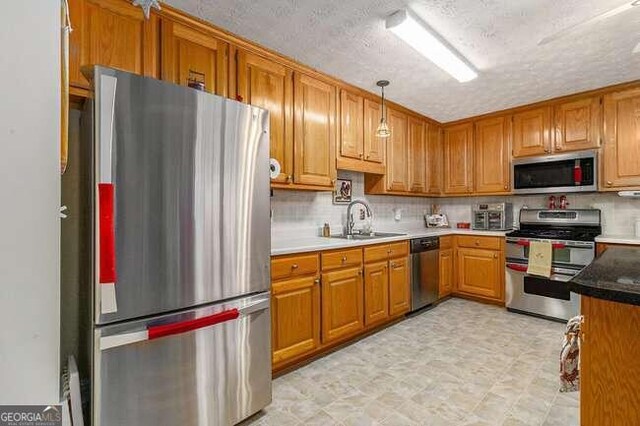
89, 67, 271, 324
94, 293, 271, 426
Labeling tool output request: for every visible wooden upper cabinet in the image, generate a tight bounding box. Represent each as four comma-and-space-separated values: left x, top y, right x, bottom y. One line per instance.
237, 51, 293, 183
363, 98, 385, 164
427, 124, 442, 195
386, 108, 409, 192
602, 88, 640, 189
69, 0, 159, 90
271, 276, 320, 366
554, 97, 601, 153
293, 73, 337, 188
512, 107, 552, 157
456, 247, 503, 301
388, 257, 410, 316
321, 267, 364, 343
443, 123, 474, 195
408, 117, 427, 193
161, 18, 228, 96
339, 90, 364, 160
364, 261, 389, 326
474, 116, 511, 194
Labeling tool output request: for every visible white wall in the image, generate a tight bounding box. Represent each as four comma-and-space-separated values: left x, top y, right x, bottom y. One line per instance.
272, 172, 640, 239
0, 1, 61, 403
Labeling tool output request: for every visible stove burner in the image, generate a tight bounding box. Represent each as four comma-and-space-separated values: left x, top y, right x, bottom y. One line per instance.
506, 228, 600, 242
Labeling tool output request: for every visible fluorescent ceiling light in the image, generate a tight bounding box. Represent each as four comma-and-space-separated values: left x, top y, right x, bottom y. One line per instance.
386, 9, 477, 83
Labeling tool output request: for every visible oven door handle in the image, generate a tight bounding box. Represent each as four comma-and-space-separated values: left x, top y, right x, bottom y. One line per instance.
506, 263, 529, 272
551, 243, 566, 249
515, 240, 530, 247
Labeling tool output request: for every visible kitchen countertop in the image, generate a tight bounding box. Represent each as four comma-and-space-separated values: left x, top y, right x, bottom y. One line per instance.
595, 234, 640, 245
569, 247, 640, 306
271, 228, 509, 256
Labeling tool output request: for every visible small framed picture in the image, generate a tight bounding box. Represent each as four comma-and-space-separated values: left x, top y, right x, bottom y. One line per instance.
333, 178, 352, 204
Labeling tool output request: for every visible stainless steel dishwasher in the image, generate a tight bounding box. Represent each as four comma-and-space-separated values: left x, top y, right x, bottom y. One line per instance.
410, 237, 440, 312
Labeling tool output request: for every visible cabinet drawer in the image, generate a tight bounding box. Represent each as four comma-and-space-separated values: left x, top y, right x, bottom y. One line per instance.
456, 235, 502, 250
364, 244, 390, 263
389, 241, 409, 258
271, 254, 319, 281
322, 248, 363, 271
439, 236, 453, 249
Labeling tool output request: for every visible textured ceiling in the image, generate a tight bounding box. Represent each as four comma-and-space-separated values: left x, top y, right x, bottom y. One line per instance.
164, 0, 640, 122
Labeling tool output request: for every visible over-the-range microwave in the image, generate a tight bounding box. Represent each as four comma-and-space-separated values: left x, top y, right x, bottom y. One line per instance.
512, 150, 597, 194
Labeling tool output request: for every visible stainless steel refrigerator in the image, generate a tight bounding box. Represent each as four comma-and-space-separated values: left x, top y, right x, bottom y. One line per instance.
83, 67, 271, 426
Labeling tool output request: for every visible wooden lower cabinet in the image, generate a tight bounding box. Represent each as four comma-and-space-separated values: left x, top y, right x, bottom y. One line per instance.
389, 257, 410, 316
581, 296, 640, 425
438, 248, 454, 298
271, 276, 320, 367
456, 247, 503, 302
271, 242, 410, 372
596, 242, 640, 256
321, 267, 364, 343
364, 261, 389, 326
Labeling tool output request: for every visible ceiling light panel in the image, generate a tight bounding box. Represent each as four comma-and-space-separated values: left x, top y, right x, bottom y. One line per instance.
386, 9, 478, 83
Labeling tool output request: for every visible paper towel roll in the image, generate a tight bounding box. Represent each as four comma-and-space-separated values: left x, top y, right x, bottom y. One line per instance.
269, 158, 281, 179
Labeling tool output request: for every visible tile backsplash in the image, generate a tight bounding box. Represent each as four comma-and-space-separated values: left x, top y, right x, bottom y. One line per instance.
271, 171, 640, 238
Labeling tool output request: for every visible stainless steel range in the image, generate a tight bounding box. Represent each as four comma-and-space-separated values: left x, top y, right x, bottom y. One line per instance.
505, 209, 601, 321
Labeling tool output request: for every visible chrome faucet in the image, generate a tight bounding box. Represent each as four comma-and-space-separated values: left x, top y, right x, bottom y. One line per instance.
346, 200, 373, 236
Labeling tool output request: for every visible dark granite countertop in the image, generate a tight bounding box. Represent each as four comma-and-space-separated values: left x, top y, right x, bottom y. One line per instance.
569, 247, 640, 306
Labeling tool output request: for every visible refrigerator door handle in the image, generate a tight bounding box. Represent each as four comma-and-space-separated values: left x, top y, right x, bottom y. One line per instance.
147, 308, 239, 340
99, 296, 270, 351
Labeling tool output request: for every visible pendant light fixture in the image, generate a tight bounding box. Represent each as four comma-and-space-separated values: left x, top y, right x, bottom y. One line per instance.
375, 80, 391, 138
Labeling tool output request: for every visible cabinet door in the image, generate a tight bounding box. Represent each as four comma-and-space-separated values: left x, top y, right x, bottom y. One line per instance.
321, 267, 364, 343
363, 98, 384, 163
554, 97, 601, 153
339, 90, 364, 160
408, 117, 427, 193
512, 107, 552, 157
427, 124, 442, 195
272, 276, 320, 366
162, 19, 228, 96
364, 261, 389, 326
389, 257, 410, 316
443, 123, 474, 194
294, 73, 337, 187
474, 116, 511, 194
580, 297, 640, 426
602, 88, 640, 189
438, 248, 454, 298
456, 248, 502, 300
237, 51, 293, 183
69, 0, 159, 90
386, 109, 409, 192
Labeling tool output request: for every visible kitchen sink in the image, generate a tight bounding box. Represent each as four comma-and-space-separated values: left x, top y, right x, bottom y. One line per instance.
329, 232, 407, 240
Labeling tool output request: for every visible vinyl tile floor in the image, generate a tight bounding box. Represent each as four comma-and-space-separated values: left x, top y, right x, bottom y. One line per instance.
242, 298, 579, 426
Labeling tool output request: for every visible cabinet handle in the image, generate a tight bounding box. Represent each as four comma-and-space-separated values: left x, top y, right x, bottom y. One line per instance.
504, 185, 508, 190
314, 278, 320, 284
544, 148, 550, 153
286, 175, 292, 182
359, 153, 363, 158
291, 264, 299, 270
390, 262, 396, 268
366, 154, 370, 159
341, 256, 348, 263
357, 269, 363, 276
387, 249, 392, 254
555, 145, 563, 151
606, 181, 613, 186
493, 253, 498, 259
475, 240, 480, 246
